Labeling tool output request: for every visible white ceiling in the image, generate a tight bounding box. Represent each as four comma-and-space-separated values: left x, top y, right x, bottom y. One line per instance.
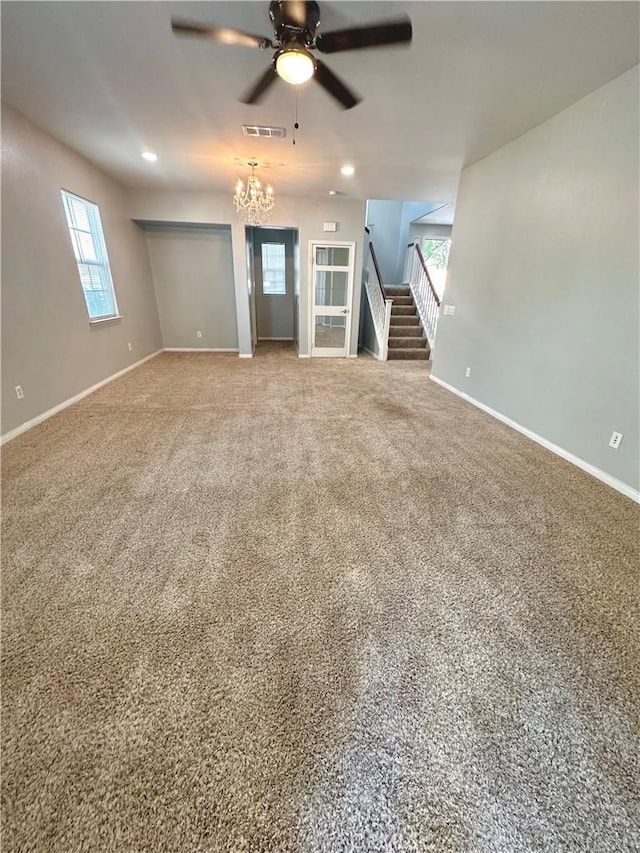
2, 1, 638, 223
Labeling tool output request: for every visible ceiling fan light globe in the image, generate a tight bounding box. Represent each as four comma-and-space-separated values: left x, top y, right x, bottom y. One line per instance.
276, 49, 314, 85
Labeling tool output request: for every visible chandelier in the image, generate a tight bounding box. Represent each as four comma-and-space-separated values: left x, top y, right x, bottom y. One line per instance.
233, 161, 275, 226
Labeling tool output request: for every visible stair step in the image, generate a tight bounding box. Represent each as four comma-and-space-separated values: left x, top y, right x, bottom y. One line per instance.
388, 295, 414, 306
389, 325, 423, 337
385, 285, 411, 297
390, 305, 417, 316
389, 337, 427, 349
390, 315, 419, 326
388, 348, 431, 360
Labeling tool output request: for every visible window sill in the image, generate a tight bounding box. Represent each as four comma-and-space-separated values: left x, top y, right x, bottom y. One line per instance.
89, 315, 122, 326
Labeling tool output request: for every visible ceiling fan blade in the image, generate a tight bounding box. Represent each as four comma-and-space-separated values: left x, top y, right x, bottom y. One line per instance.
239, 64, 279, 105
314, 59, 361, 110
171, 19, 273, 50
316, 18, 412, 54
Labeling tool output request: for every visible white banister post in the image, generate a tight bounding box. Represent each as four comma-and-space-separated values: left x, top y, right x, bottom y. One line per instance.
381, 298, 393, 361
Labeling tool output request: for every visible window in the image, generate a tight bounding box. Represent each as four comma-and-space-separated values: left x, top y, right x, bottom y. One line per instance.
61, 190, 119, 321
422, 238, 451, 300
261, 242, 286, 294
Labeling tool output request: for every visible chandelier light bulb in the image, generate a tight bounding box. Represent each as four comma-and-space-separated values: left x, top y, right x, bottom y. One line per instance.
276, 48, 315, 85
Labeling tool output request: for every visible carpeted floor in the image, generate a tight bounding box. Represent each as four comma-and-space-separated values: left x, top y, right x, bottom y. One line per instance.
2, 344, 639, 852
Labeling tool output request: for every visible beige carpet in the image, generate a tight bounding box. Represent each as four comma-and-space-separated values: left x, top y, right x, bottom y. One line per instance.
2, 344, 639, 852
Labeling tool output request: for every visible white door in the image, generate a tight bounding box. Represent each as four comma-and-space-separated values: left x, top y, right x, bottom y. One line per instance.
310, 241, 355, 357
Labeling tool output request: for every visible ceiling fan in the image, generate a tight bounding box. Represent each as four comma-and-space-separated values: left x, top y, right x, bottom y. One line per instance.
171, 0, 412, 110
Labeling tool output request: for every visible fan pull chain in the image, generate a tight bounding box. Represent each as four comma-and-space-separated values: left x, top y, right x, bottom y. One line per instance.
292, 87, 299, 146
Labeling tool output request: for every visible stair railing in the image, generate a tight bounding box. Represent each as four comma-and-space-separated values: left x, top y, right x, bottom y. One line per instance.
403, 242, 441, 346
363, 230, 393, 360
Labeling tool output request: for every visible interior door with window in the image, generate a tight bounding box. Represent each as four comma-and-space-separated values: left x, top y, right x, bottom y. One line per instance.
310, 242, 355, 357
254, 228, 295, 340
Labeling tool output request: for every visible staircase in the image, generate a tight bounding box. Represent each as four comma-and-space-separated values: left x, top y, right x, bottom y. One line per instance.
385, 285, 430, 360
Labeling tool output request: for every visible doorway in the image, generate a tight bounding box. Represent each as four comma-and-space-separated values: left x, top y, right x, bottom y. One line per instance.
250, 227, 297, 343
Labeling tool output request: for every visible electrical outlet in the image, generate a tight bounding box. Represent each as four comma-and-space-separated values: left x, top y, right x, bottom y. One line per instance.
465, 367, 471, 378
609, 431, 623, 449
196, 330, 202, 338
14, 385, 24, 400
127, 342, 132, 351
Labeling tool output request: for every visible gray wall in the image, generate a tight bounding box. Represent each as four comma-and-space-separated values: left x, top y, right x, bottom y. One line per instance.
432, 66, 640, 494
1, 104, 162, 437
127, 190, 366, 357
141, 225, 237, 350
365, 200, 403, 286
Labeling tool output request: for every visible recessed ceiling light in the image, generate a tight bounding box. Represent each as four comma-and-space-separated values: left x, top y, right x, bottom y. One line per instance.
341, 164, 355, 176
142, 152, 158, 162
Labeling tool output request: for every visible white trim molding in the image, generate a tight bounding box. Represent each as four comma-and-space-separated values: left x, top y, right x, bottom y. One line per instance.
89, 315, 123, 326
430, 375, 640, 504
238, 353, 253, 359
1, 350, 162, 446
163, 347, 238, 353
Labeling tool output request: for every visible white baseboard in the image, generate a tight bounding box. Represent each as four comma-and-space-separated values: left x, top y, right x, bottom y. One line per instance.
297, 353, 311, 358
163, 347, 238, 353
1, 350, 162, 446
238, 353, 253, 359
429, 375, 639, 503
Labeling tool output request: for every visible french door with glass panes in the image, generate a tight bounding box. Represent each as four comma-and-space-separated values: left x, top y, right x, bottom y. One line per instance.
309, 241, 355, 357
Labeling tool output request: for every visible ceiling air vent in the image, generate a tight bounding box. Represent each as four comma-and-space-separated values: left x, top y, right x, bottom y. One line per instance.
242, 125, 286, 139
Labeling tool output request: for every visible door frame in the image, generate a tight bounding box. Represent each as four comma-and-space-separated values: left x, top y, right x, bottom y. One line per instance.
247, 226, 299, 349
308, 240, 356, 358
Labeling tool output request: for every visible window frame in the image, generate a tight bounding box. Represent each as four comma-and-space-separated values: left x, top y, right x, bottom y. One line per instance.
260, 241, 287, 295
60, 189, 120, 323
